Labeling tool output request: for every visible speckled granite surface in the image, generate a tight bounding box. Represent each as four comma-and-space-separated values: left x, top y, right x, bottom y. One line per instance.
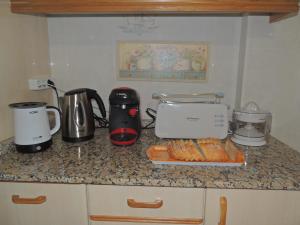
0, 129, 299, 190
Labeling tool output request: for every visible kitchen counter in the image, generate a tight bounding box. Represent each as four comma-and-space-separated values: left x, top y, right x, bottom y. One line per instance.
0, 129, 299, 190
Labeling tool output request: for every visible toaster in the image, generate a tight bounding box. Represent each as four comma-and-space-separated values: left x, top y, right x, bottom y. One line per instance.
154, 93, 228, 139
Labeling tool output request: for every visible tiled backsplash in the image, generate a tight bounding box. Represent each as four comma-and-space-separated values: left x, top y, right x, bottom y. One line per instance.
48, 16, 242, 118
48, 14, 300, 151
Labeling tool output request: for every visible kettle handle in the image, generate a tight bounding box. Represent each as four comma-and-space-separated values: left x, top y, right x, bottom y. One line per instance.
46, 106, 61, 135
87, 89, 106, 119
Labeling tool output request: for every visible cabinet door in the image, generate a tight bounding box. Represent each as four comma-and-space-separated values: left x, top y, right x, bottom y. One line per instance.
205, 189, 300, 225
0, 182, 88, 225
87, 185, 205, 225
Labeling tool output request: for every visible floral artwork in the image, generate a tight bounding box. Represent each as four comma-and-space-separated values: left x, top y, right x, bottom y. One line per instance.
118, 42, 209, 82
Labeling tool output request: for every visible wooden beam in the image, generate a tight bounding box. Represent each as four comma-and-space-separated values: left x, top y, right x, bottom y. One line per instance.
11, 0, 299, 15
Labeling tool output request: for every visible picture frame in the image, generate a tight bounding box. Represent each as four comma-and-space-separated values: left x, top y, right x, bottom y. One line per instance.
117, 41, 209, 82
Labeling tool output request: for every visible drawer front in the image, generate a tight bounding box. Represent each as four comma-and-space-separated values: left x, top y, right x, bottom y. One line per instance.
88, 185, 205, 224
0, 182, 88, 225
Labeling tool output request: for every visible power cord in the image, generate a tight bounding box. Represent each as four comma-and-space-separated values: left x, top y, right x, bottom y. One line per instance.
48, 79, 109, 129
47, 79, 61, 111
47, 79, 156, 130
142, 108, 157, 129
94, 114, 109, 128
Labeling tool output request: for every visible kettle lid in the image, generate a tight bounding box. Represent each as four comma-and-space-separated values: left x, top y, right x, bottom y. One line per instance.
65, 88, 89, 96
9, 102, 47, 109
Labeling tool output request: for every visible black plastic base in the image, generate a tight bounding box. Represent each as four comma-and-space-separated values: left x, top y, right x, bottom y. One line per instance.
15, 139, 52, 153
62, 134, 94, 143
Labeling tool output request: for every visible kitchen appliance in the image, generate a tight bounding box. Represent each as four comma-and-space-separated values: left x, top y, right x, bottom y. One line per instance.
154, 93, 228, 139
109, 87, 141, 146
9, 102, 61, 153
231, 101, 272, 146
62, 88, 106, 142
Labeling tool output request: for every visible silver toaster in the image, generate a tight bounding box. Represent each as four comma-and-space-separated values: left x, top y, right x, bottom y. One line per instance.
153, 93, 228, 139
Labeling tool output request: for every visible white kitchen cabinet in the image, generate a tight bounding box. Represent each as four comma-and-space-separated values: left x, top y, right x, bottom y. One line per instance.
1, 182, 300, 225
205, 189, 300, 225
87, 185, 205, 225
0, 182, 88, 225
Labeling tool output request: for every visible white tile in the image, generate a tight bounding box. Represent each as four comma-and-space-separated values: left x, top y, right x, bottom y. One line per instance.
48, 16, 242, 115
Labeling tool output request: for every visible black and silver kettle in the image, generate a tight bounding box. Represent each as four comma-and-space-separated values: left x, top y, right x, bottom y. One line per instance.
62, 88, 106, 142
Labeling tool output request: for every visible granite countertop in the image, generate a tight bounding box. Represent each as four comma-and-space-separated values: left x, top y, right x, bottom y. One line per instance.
0, 129, 299, 190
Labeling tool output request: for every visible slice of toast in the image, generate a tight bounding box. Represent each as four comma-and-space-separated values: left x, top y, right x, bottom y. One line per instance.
167, 140, 205, 161
198, 141, 229, 162
197, 137, 222, 145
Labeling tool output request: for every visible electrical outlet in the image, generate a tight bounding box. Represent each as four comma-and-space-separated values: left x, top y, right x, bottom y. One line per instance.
28, 78, 49, 90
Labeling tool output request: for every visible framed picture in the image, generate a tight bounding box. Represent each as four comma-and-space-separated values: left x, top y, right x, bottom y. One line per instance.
117, 41, 209, 82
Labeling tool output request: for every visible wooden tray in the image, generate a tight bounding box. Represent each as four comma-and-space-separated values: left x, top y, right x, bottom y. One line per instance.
146, 144, 245, 167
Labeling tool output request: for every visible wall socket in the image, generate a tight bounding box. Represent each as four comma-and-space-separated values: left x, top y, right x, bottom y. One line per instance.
28, 78, 49, 90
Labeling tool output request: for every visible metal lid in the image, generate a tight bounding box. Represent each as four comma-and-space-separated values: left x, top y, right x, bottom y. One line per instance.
9, 102, 47, 109
65, 88, 88, 96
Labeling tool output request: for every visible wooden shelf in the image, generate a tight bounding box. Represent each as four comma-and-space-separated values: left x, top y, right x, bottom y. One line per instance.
11, 0, 299, 22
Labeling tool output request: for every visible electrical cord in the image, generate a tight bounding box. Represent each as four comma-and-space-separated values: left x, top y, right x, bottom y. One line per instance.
47, 79, 109, 128
94, 113, 109, 128
48, 82, 105, 113
47, 83, 66, 93
47, 80, 61, 111
47, 79, 156, 130
142, 108, 157, 129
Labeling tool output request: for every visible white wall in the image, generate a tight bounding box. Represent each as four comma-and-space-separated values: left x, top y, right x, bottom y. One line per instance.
48, 14, 300, 151
241, 15, 300, 151
0, 1, 51, 141
48, 16, 242, 117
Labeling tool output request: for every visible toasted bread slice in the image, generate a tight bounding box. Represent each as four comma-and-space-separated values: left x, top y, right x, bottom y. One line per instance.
167, 140, 204, 161
197, 137, 222, 145
198, 142, 229, 162
185, 140, 205, 161
224, 139, 245, 163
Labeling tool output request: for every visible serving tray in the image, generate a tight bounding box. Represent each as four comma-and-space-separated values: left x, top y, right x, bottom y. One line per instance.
146, 145, 245, 167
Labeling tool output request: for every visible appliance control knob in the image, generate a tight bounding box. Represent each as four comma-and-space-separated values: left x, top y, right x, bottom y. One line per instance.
129, 108, 137, 117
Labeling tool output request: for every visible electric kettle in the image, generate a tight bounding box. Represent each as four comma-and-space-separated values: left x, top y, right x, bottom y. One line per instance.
9, 102, 61, 153
62, 88, 106, 142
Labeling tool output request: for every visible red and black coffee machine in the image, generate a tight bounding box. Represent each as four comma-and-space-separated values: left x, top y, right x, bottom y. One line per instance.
109, 88, 141, 146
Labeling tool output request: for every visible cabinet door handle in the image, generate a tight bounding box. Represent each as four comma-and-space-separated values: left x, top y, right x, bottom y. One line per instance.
12, 195, 47, 204
127, 198, 163, 208
89, 215, 203, 224
218, 196, 227, 225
